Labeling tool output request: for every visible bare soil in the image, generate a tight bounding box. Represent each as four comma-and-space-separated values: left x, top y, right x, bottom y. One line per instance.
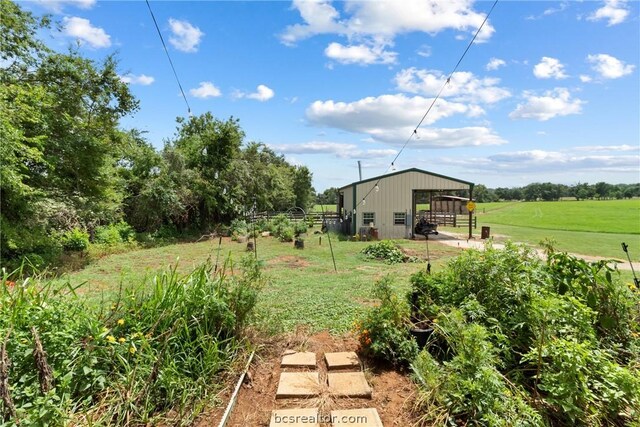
267, 255, 311, 269
198, 329, 419, 426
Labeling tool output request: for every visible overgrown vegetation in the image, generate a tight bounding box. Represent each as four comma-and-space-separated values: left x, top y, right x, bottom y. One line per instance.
359, 243, 640, 426
0, 0, 315, 273
0, 255, 264, 425
361, 240, 418, 264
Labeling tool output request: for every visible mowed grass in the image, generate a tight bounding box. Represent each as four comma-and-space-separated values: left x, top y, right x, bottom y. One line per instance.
466, 200, 640, 261
476, 200, 640, 234
60, 231, 463, 334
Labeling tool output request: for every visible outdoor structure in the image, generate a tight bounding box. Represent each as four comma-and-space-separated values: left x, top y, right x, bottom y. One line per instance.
337, 168, 475, 239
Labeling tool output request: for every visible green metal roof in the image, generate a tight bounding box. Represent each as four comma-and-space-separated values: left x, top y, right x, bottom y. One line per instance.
338, 167, 474, 191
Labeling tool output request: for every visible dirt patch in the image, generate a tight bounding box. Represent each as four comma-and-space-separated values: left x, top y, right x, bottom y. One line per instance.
267, 255, 311, 269
198, 329, 419, 426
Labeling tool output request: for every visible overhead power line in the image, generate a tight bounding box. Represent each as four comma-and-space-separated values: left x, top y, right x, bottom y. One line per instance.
354, 0, 499, 211
145, 0, 191, 115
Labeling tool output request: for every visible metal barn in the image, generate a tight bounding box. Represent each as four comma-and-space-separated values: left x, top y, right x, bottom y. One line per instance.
337, 168, 475, 239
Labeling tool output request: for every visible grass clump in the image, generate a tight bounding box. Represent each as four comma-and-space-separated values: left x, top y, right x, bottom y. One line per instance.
361, 240, 417, 264
0, 255, 264, 425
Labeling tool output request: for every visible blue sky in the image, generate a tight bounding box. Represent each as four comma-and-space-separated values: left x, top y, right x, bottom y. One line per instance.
23, 0, 640, 191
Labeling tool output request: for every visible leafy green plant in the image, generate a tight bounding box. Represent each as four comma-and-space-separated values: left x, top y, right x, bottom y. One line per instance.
0, 255, 264, 425
397, 242, 640, 426
94, 221, 136, 245
269, 215, 295, 242
361, 240, 417, 264
293, 221, 307, 237
60, 228, 89, 252
355, 276, 418, 366
412, 311, 543, 426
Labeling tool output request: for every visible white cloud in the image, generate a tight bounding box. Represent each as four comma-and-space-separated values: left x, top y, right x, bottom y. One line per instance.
168, 18, 204, 53
587, 0, 629, 26
533, 57, 568, 79
526, 2, 569, 20
438, 149, 639, 174
486, 57, 506, 71
574, 144, 639, 152
235, 84, 275, 101
34, 0, 95, 12
62, 17, 111, 48
587, 53, 635, 79
280, 0, 495, 61
579, 75, 593, 83
119, 74, 155, 86
394, 68, 511, 104
509, 88, 584, 121
417, 45, 432, 58
306, 93, 505, 147
189, 82, 221, 98
269, 141, 397, 159
325, 41, 397, 65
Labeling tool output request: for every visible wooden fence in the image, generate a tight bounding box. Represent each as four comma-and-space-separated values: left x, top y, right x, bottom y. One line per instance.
420, 211, 477, 229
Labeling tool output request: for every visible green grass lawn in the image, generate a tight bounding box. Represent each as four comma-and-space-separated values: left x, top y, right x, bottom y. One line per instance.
476, 200, 640, 234
60, 231, 462, 334
309, 204, 337, 213
457, 200, 640, 261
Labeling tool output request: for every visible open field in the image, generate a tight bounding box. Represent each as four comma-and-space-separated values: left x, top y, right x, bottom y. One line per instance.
436, 200, 640, 261
61, 231, 462, 333
476, 200, 640, 234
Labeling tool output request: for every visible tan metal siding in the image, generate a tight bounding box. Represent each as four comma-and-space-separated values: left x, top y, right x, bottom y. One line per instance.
354, 171, 470, 239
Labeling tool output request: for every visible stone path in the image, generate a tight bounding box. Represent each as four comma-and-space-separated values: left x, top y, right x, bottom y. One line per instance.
271, 351, 383, 426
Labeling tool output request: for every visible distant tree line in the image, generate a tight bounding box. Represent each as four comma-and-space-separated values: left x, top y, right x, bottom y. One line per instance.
0, 0, 314, 270
473, 182, 640, 203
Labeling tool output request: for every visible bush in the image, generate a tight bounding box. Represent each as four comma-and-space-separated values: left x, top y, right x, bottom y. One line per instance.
412, 313, 543, 426
293, 221, 307, 237
60, 228, 89, 252
355, 276, 418, 366
269, 215, 295, 242
361, 240, 417, 264
0, 255, 264, 425
364, 242, 640, 426
230, 219, 248, 240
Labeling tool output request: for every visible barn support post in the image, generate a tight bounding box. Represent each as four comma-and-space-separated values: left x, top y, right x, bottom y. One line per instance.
468, 184, 474, 239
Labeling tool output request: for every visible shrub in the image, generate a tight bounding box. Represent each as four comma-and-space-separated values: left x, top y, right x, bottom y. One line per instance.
355, 276, 418, 366
269, 215, 295, 242
94, 221, 135, 246
367, 242, 640, 426
230, 219, 248, 240
361, 240, 417, 264
60, 228, 89, 252
293, 221, 307, 237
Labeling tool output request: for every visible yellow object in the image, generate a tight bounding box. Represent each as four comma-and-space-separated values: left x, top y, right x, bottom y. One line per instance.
466, 201, 476, 212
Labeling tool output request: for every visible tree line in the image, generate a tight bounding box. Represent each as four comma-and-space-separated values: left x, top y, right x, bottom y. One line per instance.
473, 182, 640, 203
314, 182, 640, 206
0, 0, 314, 270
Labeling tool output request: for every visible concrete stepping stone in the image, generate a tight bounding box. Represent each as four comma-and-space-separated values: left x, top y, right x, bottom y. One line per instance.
330, 408, 383, 426
276, 372, 320, 398
325, 351, 360, 370
281, 351, 316, 368
270, 407, 320, 427
327, 372, 372, 398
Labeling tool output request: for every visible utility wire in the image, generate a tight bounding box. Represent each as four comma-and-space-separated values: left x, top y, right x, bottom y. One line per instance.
145, 0, 192, 115
353, 0, 499, 211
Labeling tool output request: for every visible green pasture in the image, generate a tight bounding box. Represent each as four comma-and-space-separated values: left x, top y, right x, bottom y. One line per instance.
60, 231, 461, 334
476, 200, 640, 234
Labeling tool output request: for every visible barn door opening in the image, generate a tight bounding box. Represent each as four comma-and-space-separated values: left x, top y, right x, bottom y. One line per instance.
412, 190, 433, 238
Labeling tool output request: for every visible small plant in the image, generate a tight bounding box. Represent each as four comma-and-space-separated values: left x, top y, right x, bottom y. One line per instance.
355, 276, 418, 366
60, 228, 90, 252
293, 221, 307, 237
361, 240, 417, 264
